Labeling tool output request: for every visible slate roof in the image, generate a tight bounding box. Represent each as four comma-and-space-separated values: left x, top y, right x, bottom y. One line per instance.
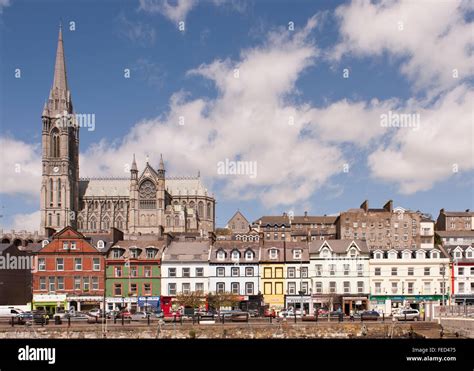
309, 239, 369, 254
210, 241, 259, 263
161, 241, 210, 262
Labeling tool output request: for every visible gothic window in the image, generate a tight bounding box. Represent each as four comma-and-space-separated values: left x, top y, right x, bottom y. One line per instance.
56, 214, 60, 226
139, 180, 156, 209
90, 216, 97, 230
49, 179, 54, 206
166, 215, 171, 227
51, 128, 60, 157
207, 203, 211, 219
77, 217, 83, 230
174, 215, 179, 227
116, 217, 123, 230
57, 178, 61, 206
48, 213, 52, 225
189, 201, 195, 209
198, 201, 204, 216
103, 217, 110, 230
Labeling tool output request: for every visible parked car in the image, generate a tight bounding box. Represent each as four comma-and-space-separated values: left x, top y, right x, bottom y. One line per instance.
16, 311, 34, 324
115, 310, 132, 319
53, 309, 74, 320
0, 307, 24, 322
130, 311, 149, 321
32, 311, 50, 325
88, 308, 104, 317
393, 309, 420, 321
360, 310, 380, 321
230, 311, 249, 322
264, 309, 276, 318
154, 310, 164, 319
279, 309, 304, 318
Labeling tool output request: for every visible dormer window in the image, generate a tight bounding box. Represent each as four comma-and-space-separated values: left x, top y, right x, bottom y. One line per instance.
348, 248, 357, 258
454, 250, 462, 259
269, 249, 278, 259
320, 248, 330, 258
146, 248, 156, 259
130, 248, 139, 259
112, 249, 122, 259
62, 241, 69, 250
217, 250, 226, 261
245, 251, 254, 261
466, 249, 473, 258
388, 251, 398, 259
42, 240, 49, 248
416, 250, 426, 259
431, 250, 440, 259
293, 249, 302, 260
374, 251, 383, 259
70, 241, 76, 250
231, 250, 240, 261
97, 240, 105, 249
402, 251, 411, 259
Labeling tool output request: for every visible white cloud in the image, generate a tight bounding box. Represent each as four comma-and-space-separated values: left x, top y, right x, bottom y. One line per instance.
138, 0, 198, 23
117, 12, 156, 45
368, 84, 474, 193
0, 137, 41, 198
330, 0, 474, 94
0, 0, 10, 14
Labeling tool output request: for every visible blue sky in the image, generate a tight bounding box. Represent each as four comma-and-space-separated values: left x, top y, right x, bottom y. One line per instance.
0, 0, 473, 231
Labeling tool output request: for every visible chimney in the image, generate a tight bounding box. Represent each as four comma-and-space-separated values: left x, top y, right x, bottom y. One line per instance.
258, 231, 265, 246
208, 231, 216, 245
304, 211, 308, 217
282, 212, 287, 217
440, 208, 445, 214
383, 200, 393, 213
466, 209, 470, 213
360, 200, 369, 212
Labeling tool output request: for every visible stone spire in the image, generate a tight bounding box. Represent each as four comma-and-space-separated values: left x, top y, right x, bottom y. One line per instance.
131, 153, 138, 171
158, 154, 165, 178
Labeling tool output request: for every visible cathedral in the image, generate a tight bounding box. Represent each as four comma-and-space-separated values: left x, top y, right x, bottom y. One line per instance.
40, 26, 215, 237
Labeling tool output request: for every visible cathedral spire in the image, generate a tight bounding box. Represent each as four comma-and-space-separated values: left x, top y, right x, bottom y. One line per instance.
52, 23, 68, 95
131, 153, 138, 171
159, 154, 164, 170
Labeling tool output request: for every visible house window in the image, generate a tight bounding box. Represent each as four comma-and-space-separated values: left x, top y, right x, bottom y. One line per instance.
269, 249, 278, 259
144, 283, 151, 295
56, 258, 64, 271
391, 267, 397, 276
38, 258, 46, 271
93, 258, 100, 271
216, 282, 225, 293
74, 276, 81, 290
231, 267, 239, 277
374, 282, 381, 294
374, 267, 381, 276
144, 266, 151, 277
343, 281, 350, 293
182, 268, 190, 278
54, 276, 63, 290
92, 277, 99, 290
403, 251, 411, 259
408, 267, 414, 276
357, 264, 363, 277
424, 281, 431, 293
130, 249, 139, 259
146, 249, 156, 259
293, 250, 302, 260
112, 249, 122, 258
275, 282, 283, 295
454, 251, 462, 259
74, 258, 82, 271
264, 267, 272, 278
217, 267, 225, 277
424, 267, 430, 276
275, 267, 283, 278
39, 277, 46, 290
329, 264, 336, 276
245, 267, 254, 276
168, 268, 176, 277
196, 267, 204, 277
62, 241, 69, 250
288, 282, 296, 295
357, 281, 364, 293
231, 282, 239, 294
374, 252, 383, 259
231, 251, 240, 261
182, 283, 190, 294
245, 282, 254, 295
115, 266, 122, 277
301, 267, 308, 278
315, 282, 322, 293
83, 277, 90, 291
264, 282, 272, 295
130, 266, 138, 277
329, 282, 336, 293
458, 267, 464, 275
217, 251, 226, 261
70, 241, 76, 250
407, 282, 414, 294
343, 264, 350, 276
315, 264, 322, 276
391, 282, 398, 294
168, 283, 177, 296
245, 251, 253, 260
287, 267, 296, 278
114, 283, 122, 296
301, 282, 308, 294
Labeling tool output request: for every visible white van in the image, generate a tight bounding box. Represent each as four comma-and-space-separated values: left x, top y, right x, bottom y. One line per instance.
0, 306, 24, 320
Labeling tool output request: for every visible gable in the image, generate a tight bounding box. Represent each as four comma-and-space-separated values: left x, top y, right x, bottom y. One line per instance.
53, 226, 85, 240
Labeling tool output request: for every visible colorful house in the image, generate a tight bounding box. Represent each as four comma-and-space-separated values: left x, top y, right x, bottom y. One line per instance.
260, 241, 286, 311
105, 240, 165, 312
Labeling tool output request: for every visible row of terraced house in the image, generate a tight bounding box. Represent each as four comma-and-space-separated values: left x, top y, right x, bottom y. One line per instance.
1, 201, 473, 317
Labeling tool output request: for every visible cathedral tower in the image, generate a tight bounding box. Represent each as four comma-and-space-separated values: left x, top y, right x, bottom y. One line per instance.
40, 25, 79, 235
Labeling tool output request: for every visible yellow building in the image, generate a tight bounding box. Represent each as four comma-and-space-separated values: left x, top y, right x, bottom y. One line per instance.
260, 242, 286, 310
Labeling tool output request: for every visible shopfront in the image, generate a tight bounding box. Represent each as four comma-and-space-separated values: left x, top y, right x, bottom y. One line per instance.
285, 295, 311, 314
342, 296, 369, 315
106, 297, 138, 311
239, 294, 264, 315
67, 296, 104, 312
452, 295, 474, 305
137, 296, 160, 312
369, 295, 443, 315
32, 294, 67, 314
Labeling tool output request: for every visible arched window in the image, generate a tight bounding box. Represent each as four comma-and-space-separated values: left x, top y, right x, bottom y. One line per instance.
51, 128, 60, 157
139, 180, 156, 209
90, 216, 97, 230
49, 179, 54, 205
189, 201, 195, 209
48, 213, 52, 226
198, 201, 204, 216
57, 178, 61, 206
231, 250, 240, 261
207, 203, 211, 219
174, 215, 179, 227
103, 217, 110, 230
166, 215, 171, 227
245, 250, 253, 260
116, 217, 123, 230
56, 214, 60, 226
77, 217, 83, 230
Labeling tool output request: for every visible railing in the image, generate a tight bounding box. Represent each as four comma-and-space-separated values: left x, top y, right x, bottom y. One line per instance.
433, 304, 474, 319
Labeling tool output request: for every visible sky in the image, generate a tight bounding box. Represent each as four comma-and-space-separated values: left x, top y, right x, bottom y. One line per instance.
0, 0, 473, 231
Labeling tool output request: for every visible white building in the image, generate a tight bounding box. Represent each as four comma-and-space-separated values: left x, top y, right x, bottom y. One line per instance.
369, 246, 450, 316
442, 244, 474, 305
209, 241, 260, 299
309, 240, 370, 315
284, 242, 311, 313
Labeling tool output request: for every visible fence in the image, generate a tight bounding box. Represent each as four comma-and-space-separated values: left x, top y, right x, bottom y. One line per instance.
432, 304, 474, 319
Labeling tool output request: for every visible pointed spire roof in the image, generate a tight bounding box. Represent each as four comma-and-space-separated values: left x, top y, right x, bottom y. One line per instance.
52, 23, 68, 94
131, 154, 138, 172
159, 154, 164, 170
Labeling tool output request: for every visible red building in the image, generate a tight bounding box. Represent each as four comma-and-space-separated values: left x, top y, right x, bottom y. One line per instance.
32, 227, 105, 313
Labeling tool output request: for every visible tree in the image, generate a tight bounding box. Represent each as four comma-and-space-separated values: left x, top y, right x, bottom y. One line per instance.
175, 291, 205, 312
207, 292, 240, 314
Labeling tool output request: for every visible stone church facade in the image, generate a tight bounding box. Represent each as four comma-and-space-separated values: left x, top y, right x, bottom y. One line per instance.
40, 26, 215, 237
